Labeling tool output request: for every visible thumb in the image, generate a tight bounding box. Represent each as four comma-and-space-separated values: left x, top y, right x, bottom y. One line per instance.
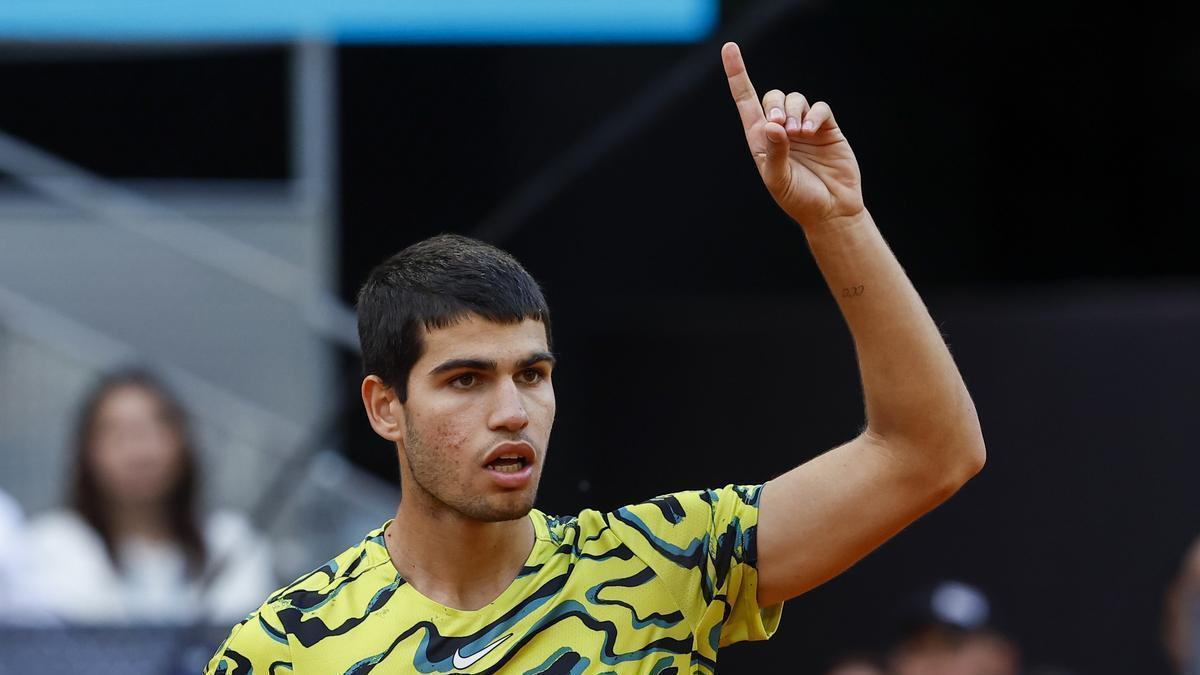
762, 121, 790, 190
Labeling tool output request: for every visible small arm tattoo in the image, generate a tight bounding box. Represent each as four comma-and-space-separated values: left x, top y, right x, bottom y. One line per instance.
841, 285, 865, 298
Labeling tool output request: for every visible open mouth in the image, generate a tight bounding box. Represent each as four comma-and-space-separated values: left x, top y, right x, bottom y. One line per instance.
486, 455, 530, 474
482, 441, 536, 479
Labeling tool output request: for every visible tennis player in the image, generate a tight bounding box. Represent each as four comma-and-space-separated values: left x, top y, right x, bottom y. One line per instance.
205, 42, 985, 674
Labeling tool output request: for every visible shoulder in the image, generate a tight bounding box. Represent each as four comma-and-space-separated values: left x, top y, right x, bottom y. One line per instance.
610, 484, 765, 534
605, 484, 766, 565
27, 509, 100, 548
203, 509, 260, 547
264, 523, 396, 618
0, 491, 23, 539
532, 509, 587, 545
24, 509, 116, 597
204, 597, 291, 674
535, 484, 765, 547
0, 490, 21, 521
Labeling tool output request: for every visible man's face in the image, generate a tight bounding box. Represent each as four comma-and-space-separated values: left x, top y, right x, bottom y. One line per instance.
399, 314, 555, 522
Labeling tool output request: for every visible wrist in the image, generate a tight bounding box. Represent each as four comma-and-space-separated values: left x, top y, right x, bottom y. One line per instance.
800, 208, 874, 242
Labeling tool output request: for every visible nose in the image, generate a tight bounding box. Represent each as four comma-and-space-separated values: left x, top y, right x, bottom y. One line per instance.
487, 379, 529, 432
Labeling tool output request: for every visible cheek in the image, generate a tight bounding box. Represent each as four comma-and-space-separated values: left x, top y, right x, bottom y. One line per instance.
409, 406, 474, 462
410, 390, 544, 463
531, 389, 556, 431
432, 418, 470, 454
157, 443, 186, 479
90, 445, 122, 483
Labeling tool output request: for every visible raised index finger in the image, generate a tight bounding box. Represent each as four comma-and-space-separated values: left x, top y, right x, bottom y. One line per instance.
721, 42, 765, 133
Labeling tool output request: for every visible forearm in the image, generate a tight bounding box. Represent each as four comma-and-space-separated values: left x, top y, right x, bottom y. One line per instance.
804, 210, 984, 471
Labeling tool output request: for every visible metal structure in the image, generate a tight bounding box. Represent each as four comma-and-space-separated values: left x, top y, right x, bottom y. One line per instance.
0, 41, 358, 523
0, 0, 808, 592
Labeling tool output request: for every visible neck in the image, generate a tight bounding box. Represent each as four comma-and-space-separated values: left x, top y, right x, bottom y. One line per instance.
106, 501, 174, 542
385, 492, 534, 612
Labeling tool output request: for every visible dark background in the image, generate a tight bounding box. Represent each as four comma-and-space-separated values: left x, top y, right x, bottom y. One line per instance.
2, 0, 1196, 672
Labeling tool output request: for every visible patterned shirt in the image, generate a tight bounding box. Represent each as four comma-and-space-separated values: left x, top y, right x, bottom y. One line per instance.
204, 484, 781, 674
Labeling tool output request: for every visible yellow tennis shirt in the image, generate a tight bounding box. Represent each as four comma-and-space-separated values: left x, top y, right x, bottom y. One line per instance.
205, 484, 781, 674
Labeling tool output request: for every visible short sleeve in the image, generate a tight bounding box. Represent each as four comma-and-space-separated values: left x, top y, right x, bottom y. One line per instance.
203, 601, 292, 675
608, 484, 782, 657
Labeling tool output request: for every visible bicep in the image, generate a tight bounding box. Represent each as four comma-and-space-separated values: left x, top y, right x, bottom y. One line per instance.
755, 432, 964, 606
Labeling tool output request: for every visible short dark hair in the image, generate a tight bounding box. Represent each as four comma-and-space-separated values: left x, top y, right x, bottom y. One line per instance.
355, 234, 552, 402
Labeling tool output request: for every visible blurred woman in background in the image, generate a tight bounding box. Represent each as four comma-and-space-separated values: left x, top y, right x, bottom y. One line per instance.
27, 368, 275, 625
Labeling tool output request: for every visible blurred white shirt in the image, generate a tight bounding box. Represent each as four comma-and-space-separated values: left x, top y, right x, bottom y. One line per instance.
0, 490, 22, 590
26, 508, 275, 625
1, 490, 59, 626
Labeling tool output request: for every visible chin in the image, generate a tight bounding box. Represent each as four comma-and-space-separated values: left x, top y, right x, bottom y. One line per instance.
466, 491, 537, 523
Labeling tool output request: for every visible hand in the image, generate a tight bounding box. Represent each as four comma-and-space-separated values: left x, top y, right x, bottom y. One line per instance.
721, 42, 866, 231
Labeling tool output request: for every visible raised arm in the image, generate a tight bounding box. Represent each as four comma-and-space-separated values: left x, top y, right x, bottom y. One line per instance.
719, 42, 986, 607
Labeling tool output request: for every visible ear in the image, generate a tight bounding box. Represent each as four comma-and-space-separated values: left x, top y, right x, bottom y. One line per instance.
361, 375, 405, 442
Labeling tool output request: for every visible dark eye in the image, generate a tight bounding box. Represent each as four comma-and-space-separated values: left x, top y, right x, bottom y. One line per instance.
518, 368, 543, 385
450, 374, 477, 389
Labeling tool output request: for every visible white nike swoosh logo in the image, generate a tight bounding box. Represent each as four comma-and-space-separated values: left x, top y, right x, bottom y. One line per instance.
452, 632, 513, 670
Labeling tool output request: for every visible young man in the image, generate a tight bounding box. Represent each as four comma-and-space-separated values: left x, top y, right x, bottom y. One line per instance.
205, 42, 985, 674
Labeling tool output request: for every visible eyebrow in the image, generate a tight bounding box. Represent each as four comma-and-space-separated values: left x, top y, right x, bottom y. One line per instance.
428, 351, 556, 377
517, 351, 556, 370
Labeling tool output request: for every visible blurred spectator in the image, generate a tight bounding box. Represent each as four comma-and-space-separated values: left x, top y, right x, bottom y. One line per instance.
0, 488, 60, 626
890, 627, 959, 675
824, 652, 886, 675
1165, 535, 1200, 674
0, 488, 25, 608
0, 487, 53, 623
956, 629, 1020, 675
26, 368, 274, 625
888, 580, 1021, 675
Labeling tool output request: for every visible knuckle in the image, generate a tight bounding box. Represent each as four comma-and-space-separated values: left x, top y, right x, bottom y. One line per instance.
763, 88, 784, 101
